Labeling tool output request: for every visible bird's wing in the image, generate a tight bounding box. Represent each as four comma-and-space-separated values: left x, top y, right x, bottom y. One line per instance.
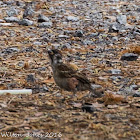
57, 63, 93, 85
74, 73, 91, 85
56, 63, 77, 77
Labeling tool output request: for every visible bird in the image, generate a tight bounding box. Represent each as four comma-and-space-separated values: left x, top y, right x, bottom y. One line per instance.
47, 49, 104, 97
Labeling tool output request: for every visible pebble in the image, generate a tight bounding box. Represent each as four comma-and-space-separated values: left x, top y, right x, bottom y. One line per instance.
61, 43, 71, 49
23, 4, 34, 18
16, 1, 24, 7
137, 8, 140, 12
39, 85, 49, 93
67, 16, 79, 22
22, 46, 39, 53
1, 47, 19, 54
121, 53, 138, 61
0, 19, 5, 23
133, 31, 140, 36
6, 7, 19, 16
110, 76, 123, 81
90, 84, 104, 97
38, 22, 52, 28
109, 69, 121, 75
58, 35, 69, 38
116, 15, 127, 25
38, 67, 46, 71
133, 92, 140, 97
42, 37, 49, 42
3, 0, 14, 5
130, 85, 139, 90
64, 30, 75, 35
109, 23, 121, 32
18, 61, 24, 67
82, 103, 96, 113
4, 17, 19, 23
38, 14, 50, 22
0, 1, 3, 5
33, 41, 42, 45
18, 19, 33, 26
26, 74, 35, 83
112, 36, 118, 42
75, 30, 84, 37
88, 33, 98, 37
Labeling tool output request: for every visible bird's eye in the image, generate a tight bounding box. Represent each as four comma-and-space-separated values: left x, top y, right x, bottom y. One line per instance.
48, 50, 54, 55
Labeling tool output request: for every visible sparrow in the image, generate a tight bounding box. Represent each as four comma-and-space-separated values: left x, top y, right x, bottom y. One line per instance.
48, 49, 104, 97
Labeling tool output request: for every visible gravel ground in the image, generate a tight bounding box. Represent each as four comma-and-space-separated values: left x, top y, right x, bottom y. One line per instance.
0, 0, 140, 140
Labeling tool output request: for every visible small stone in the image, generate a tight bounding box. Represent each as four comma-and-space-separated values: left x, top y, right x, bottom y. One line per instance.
135, 35, 140, 40
137, 8, 140, 12
6, 7, 19, 16
121, 53, 138, 61
38, 22, 52, 28
61, 43, 71, 49
4, 17, 19, 23
109, 69, 121, 75
58, 35, 69, 38
33, 41, 42, 45
3, 0, 14, 5
107, 105, 118, 109
83, 40, 94, 45
40, 85, 49, 93
75, 30, 83, 37
130, 85, 139, 90
23, 3, 34, 18
134, 28, 140, 33
49, 6, 55, 12
16, 1, 24, 6
64, 30, 75, 35
67, 16, 79, 22
42, 37, 49, 42
2, 47, 19, 54
119, 87, 138, 96
38, 67, 46, 71
88, 33, 98, 37
133, 92, 140, 97
22, 46, 38, 53
0, 1, 3, 5
116, 15, 127, 25
18, 61, 24, 67
82, 103, 96, 113
109, 23, 121, 32
90, 84, 104, 97
0, 19, 5, 23
26, 74, 35, 83
32, 85, 40, 94
112, 36, 118, 42
110, 76, 123, 81
18, 19, 33, 26
38, 14, 50, 22
133, 31, 140, 36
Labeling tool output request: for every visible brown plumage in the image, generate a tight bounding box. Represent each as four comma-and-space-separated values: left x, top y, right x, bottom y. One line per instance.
48, 49, 103, 97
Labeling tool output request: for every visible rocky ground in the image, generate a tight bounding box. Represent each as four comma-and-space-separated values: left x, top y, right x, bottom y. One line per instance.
0, 0, 140, 140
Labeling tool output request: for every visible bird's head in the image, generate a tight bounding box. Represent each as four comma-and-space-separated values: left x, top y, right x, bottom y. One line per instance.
48, 49, 63, 65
